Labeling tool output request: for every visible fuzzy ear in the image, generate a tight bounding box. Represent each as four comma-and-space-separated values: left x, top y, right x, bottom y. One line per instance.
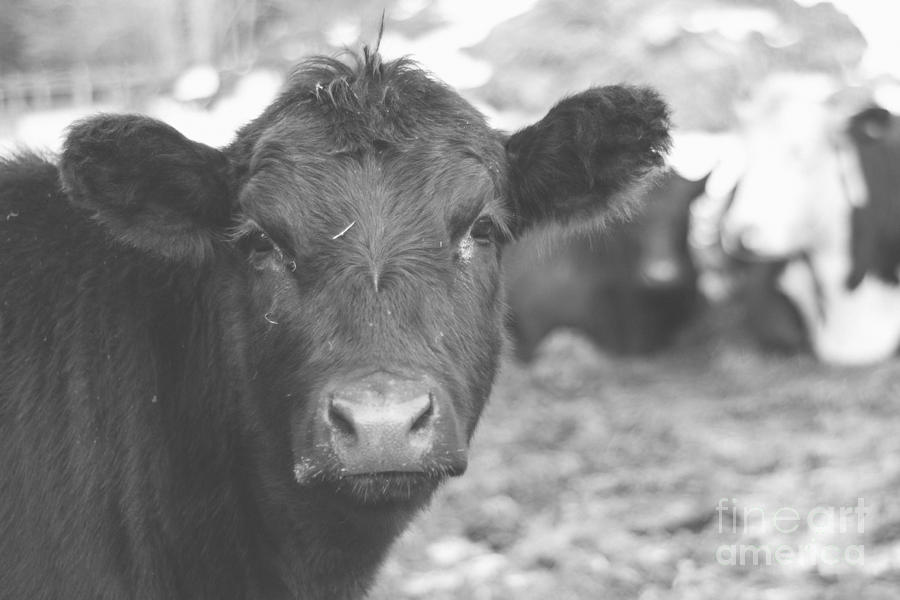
505, 86, 671, 234
60, 114, 234, 263
849, 106, 893, 142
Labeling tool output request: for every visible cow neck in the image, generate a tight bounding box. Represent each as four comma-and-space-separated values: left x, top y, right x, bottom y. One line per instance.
786, 136, 900, 364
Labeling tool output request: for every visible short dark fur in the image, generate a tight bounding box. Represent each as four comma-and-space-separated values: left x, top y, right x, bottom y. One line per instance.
846, 106, 900, 289
0, 50, 669, 599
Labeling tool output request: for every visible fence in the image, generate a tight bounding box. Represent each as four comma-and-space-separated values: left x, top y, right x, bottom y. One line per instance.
0, 66, 169, 118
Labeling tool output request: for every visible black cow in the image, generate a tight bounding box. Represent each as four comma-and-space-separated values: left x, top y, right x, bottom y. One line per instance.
0, 50, 669, 599
505, 169, 706, 361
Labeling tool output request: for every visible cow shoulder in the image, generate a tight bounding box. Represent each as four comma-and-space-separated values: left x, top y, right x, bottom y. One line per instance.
0, 151, 60, 213
0, 152, 72, 273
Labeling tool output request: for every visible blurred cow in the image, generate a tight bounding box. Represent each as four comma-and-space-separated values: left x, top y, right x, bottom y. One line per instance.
720, 76, 900, 365
730, 259, 810, 355
505, 168, 708, 362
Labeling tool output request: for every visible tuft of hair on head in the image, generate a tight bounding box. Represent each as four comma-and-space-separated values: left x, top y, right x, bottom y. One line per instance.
375, 11, 386, 53
358, 12, 387, 80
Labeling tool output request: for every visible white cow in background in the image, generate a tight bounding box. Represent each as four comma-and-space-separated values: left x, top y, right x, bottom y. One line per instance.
720, 74, 900, 366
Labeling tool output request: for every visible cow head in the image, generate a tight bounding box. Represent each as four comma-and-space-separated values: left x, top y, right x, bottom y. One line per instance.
634, 169, 708, 288
720, 76, 855, 261
59, 52, 669, 511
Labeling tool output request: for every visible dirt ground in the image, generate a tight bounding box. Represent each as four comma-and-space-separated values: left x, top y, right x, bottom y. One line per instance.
370, 302, 900, 599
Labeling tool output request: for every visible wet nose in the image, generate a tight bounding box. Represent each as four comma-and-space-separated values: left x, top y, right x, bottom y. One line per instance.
321, 374, 466, 475
327, 390, 434, 471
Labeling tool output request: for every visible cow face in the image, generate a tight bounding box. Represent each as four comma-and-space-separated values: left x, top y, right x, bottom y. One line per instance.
60, 52, 669, 510
720, 79, 862, 261
633, 170, 708, 288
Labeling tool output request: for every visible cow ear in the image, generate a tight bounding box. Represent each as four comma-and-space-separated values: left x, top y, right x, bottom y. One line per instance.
505, 86, 670, 235
60, 114, 234, 264
849, 106, 893, 143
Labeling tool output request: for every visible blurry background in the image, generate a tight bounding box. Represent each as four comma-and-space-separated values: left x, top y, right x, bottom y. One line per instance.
3, 1, 900, 599
0, 0, 883, 146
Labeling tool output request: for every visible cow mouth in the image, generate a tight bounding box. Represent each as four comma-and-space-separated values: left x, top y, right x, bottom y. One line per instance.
293, 460, 466, 506
317, 471, 446, 507
333, 471, 442, 504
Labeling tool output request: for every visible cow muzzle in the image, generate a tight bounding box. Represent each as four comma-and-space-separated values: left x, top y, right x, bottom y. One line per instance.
316, 373, 468, 477
638, 257, 693, 288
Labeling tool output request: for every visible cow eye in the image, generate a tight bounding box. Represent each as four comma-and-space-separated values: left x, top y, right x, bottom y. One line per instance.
469, 216, 497, 244
239, 229, 297, 272
244, 230, 276, 255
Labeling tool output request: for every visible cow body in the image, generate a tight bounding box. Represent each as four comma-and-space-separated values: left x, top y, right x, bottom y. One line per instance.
720, 76, 900, 365
506, 169, 706, 361
0, 51, 669, 598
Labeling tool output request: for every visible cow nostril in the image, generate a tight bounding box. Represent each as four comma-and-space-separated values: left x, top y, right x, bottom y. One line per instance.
327, 400, 356, 438
410, 392, 435, 433
319, 378, 464, 476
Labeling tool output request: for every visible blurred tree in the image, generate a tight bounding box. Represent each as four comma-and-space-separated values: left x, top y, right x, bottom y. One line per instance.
470, 0, 865, 129
0, 0, 29, 74
0, 0, 399, 76
0, 0, 866, 129
10, 0, 174, 70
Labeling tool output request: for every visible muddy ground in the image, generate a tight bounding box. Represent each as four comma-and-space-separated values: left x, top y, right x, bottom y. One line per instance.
371, 302, 900, 599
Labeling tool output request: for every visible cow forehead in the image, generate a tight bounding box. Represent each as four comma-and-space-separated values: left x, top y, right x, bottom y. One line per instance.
745, 102, 828, 151
230, 55, 512, 249
738, 98, 848, 193
238, 143, 503, 254
248, 104, 503, 166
